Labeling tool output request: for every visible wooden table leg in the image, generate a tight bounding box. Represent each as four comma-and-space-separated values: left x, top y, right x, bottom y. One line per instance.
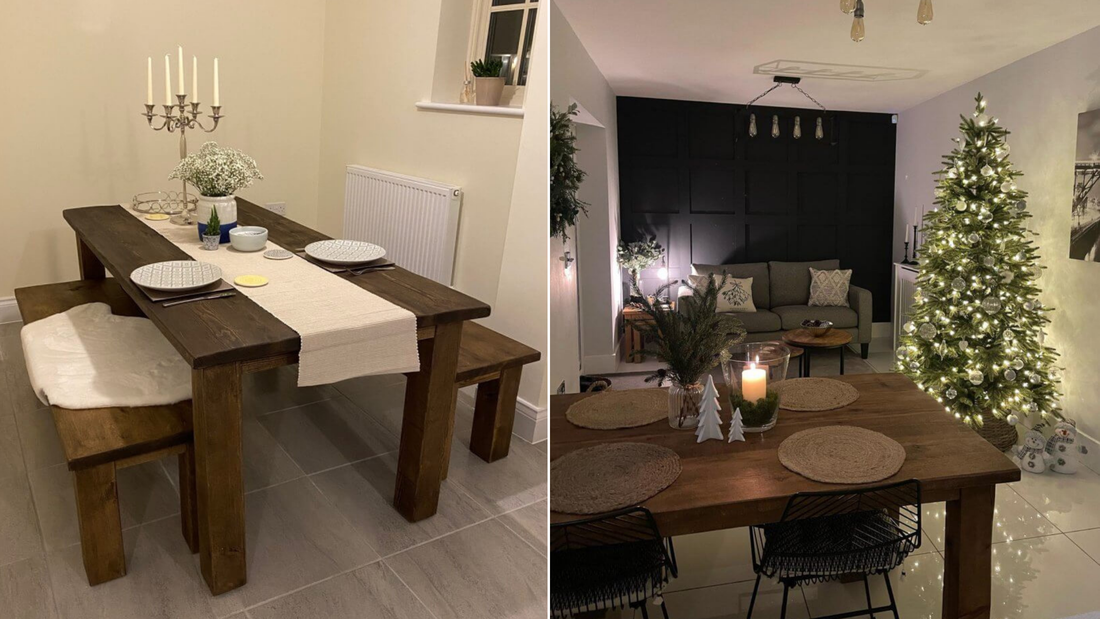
942, 485, 995, 619
840, 345, 845, 374
470, 365, 522, 463
192, 363, 247, 595
76, 235, 105, 280
395, 321, 463, 522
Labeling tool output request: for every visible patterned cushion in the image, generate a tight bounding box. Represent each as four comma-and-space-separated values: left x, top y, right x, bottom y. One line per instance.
808, 268, 852, 307
690, 275, 757, 313
692, 262, 770, 308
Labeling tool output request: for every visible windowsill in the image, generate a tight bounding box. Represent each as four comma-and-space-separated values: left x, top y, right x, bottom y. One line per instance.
415, 101, 524, 118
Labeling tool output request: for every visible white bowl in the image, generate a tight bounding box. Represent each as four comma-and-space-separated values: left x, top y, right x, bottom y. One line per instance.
229, 226, 268, 252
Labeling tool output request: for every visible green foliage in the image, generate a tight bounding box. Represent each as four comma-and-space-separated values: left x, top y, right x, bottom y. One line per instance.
470, 58, 504, 78
617, 237, 664, 297
631, 275, 747, 388
204, 207, 221, 237
550, 103, 589, 240
898, 92, 1062, 427
729, 390, 779, 427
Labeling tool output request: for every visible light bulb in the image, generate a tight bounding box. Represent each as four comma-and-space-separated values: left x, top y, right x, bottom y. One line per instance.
771, 115, 780, 138
815, 117, 824, 140
840, 0, 856, 13
851, 0, 866, 42
657, 267, 668, 279
793, 116, 802, 139
917, 0, 933, 25
748, 113, 757, 138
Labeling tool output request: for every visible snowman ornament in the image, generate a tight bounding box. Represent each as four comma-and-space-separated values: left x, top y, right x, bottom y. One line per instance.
1044, 420, 1088, 474
1014, 430, 1048, 474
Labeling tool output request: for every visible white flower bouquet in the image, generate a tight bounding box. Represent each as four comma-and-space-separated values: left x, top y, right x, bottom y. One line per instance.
170, 142, 263, 197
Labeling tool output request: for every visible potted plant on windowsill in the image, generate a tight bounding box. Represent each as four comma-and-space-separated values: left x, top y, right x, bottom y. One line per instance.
617, 237, 663, 304
471, 58, 505, 107
631, 275, 746, 429
169, 141, 263, 243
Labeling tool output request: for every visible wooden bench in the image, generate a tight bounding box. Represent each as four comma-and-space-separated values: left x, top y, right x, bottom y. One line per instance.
442, 322, 541, 477
14, 279, 198, 586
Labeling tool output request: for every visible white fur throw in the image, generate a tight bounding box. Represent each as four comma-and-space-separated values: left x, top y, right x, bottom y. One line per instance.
20, 303, 191, 409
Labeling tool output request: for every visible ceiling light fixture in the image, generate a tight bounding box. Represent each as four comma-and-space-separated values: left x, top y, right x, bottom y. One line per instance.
745, 76, 830, 142
848, 0, 933, 42
851, 0, 866, 42
917, 0, 934, 25
840, 0, 856, 14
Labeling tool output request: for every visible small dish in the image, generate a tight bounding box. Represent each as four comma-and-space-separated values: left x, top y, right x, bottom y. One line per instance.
801, 319, 834, 337
229, 226, 268, 252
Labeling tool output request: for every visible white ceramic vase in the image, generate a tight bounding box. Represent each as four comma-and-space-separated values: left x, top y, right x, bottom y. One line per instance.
195, 195, 238, 243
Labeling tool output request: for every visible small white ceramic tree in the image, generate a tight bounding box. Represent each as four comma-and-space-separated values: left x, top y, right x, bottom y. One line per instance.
728, 407, 745, 443
696, 375, 724, 443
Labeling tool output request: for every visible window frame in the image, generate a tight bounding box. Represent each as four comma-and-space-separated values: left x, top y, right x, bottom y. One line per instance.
469, 0, 538, 105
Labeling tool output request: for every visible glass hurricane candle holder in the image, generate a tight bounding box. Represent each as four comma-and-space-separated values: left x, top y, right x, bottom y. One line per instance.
721, 341, 791, 432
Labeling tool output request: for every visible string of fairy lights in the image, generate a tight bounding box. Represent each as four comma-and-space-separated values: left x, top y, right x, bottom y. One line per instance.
896, 94, 1062, 428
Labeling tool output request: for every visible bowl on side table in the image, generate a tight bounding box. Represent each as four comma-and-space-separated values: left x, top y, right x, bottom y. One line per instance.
801, 319, 833, 337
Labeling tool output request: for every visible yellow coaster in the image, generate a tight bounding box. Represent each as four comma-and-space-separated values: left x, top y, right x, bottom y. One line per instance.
234, 275, 268, 288
144, 213, 170, 221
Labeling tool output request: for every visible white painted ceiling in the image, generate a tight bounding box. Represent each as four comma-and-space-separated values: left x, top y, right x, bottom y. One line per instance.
554, 0, 1100, 113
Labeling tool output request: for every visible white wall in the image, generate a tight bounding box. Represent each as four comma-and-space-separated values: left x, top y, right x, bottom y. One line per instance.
0, 0, 327, 299
895, 25, 1100, 439
317, 0, 548, 417
550, 0, 621, 388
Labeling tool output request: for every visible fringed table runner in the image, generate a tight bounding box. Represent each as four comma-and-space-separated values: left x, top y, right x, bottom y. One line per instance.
128, 207, 419, 386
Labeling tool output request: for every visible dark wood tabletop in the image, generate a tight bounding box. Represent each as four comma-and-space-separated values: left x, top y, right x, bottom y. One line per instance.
549, 372, 1020, 536
63, 201, 490, 368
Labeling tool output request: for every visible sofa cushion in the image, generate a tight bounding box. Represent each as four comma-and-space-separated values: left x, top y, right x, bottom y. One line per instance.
769, 260, 841, 307
690, 275, 756, 313
692, 262, 770, 308
808, 268, 852, 307
722, 309, 782, 333
772, 305, 858, 330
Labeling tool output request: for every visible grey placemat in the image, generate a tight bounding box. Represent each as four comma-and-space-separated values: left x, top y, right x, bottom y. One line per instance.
551, 443, 681, 514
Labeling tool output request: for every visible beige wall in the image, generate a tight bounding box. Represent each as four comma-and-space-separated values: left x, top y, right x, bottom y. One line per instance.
0, 0, 326, 298
894, 26, 1100, 441
317, 0, 547, 412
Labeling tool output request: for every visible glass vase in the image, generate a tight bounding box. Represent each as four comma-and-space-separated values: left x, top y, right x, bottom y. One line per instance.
720, 341, 791, 433
668, 381, 704, 429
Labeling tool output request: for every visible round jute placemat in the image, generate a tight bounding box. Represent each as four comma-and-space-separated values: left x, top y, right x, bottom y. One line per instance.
550, 443, 681, 514
776, 378, 860, 412
566, 389, 667, 429
778, 426, 906, 484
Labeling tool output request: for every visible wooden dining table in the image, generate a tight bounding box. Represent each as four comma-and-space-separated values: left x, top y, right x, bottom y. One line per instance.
550, 373, 1021, 619
64, 200, 489, 595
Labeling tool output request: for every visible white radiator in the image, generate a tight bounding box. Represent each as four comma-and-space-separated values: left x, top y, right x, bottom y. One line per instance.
342, 165, 462, 285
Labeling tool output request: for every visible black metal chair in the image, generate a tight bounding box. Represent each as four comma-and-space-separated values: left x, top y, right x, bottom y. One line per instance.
746, 479, 921, 619
550, 507, 678, 618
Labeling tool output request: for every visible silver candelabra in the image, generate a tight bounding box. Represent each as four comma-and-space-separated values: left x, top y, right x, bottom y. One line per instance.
138, 94, 223, 224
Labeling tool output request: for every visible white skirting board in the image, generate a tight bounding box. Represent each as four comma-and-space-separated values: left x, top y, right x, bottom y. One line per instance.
0, 296, 19, 324
456, 385, 547, 445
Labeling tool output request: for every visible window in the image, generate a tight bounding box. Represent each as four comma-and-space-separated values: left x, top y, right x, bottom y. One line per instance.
470, 0, 538, 103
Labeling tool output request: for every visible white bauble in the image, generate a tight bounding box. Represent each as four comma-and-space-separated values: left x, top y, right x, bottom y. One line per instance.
978, 210, 993, 223
1012, 359, 1024, 370
1007, 413, 1019, 425
980, 164, 994, 177
896, 346, 910, 360
918, 323, 938, 341
946, 387, 958, 399
968, 370, 984, 385
1000, 180, 1014, 193
968, 232, 980, 244
955, 199, 967, 212
958, 339, 969, 351
1003, 328, 1015, 341
1005, 369, 1017, 381
982, 297, 1002, 313
951, 277, 966, 291
983, 256, 996, 267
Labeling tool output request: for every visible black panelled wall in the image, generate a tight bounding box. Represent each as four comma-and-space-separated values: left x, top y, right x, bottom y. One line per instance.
617, 96, 895, 322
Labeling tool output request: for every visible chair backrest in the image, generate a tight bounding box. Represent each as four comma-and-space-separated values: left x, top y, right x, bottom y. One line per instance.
550, 507, 664, 553
778, 479, 921, 534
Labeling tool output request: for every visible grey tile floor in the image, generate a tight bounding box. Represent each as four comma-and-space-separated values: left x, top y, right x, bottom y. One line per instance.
0, 325, 548, 619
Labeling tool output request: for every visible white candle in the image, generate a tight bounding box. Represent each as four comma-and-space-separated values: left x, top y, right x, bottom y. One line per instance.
146, 57, 153, 105
164, 55, 172, 105
213, 58, 220, 106
742, 362, 767, 402
177, 46, 184, 94
192, 56, 198, 102
905, 225, 910, 243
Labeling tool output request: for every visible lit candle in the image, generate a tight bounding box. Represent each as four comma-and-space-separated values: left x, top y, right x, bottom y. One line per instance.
192, 56, 198, 102
177, 45, 184, 94
146, 57, 153, 105
742, 361, 767, 402
213, 58, 220, 106
164, 55, 172, 105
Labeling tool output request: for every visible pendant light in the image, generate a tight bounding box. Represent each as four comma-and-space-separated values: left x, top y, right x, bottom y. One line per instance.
851, 0, 866, 42
771, 115, 780, 138
815, 117, 825, 140
748, 113, 758, 137
744, 76, 831, 143
840, 0, 856, 13
793, 116, 802, 139
917, 0, 933, 25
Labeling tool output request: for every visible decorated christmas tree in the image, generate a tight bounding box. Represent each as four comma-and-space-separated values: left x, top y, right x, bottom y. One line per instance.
897, 93, 1062, 428
696, 375, 724, 443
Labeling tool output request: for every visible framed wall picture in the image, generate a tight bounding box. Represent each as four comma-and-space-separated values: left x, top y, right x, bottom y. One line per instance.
1071, 108, 1100, 261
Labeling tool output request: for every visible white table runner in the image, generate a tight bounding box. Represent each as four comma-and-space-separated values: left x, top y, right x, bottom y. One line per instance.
127, 206, 419, 386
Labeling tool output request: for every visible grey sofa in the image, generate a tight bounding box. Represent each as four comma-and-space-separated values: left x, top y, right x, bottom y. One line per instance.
685, 259, 872, 358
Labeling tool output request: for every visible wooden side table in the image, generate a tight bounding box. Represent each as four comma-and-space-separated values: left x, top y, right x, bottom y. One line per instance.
621, 303, 673, 363
782, 329, 852, 376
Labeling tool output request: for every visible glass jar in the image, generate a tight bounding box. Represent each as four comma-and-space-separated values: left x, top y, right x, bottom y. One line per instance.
720, 341, 791, 432
668, 381, 704, 429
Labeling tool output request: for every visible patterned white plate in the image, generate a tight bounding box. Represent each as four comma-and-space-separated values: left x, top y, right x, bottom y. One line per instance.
130, 261, 223, 292
304, 239, 386, 265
